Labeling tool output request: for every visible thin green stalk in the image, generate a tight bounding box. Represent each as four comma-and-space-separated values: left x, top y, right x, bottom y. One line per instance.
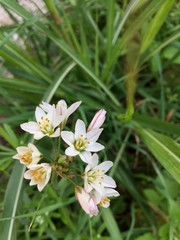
110, 129, 131, 177
95, 5, 99, 76
126, 204, 135, 240
44, 0, 62, 24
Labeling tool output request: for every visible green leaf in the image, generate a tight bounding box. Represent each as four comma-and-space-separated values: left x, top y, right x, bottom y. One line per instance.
101, 208, 122, 240
133, 113, 180, 136
140, 0, 176, 53
0, 124, 18, 148
135, 233, 157, 240
1, 162, 26, 240
135, 125, 180, 184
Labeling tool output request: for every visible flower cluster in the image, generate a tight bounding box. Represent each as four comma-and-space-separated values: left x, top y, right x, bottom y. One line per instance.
13, 100, 119, 217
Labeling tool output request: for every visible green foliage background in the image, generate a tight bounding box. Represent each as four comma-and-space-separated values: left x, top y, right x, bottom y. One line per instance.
0, 0, 179, 239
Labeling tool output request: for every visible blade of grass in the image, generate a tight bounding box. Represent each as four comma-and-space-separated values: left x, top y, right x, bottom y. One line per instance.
140, 0, 176, 53
133, 114, 180, 136
134, 124, 180, 184
101, 208, 122, 240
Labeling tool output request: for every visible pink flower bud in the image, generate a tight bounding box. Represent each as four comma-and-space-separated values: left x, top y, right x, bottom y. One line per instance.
87, 109, 106, 132
75, 186, 99, 217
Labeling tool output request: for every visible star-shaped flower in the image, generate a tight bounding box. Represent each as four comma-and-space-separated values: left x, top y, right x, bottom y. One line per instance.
61, 119, 104, 162
21, 106, 62, 140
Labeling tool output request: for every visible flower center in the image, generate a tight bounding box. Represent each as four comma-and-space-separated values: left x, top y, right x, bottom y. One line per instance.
21, 152, 32, 164
74, 135, 89, 151
38, 117, 54, 135
99, 198, 110, 207
32, 168, 46, 183
87, 169, 104, 183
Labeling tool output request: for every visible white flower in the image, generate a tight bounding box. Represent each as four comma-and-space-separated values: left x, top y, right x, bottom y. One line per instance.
94, 188, 120, 208
24, 163, 51, 192
75, 186, 99, 217
87, 109, 106, 132
83, 153, 117, 196
20, 106, 62, 140
40, 100, 81, 129
13, 143, 42, 167
61, 119, 104, 162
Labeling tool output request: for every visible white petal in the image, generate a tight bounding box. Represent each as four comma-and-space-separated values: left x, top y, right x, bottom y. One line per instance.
75, 119, 86, 139
16, 146, 29, 155
35, 106, 46, 122
86, 142, 104, 152
84, 180, 93, 193
31, 152, 41, 164
36, 182, 44, 191
86, 128, 103, 142
90, 182, 105, 196
28, 143, 38, 153
101, 175, 116, 188
94, 161, 113, 173
65, 146, 79, 156
50, 128, 61, 138
39, 101, 52, 112
79, 151, 92, 163
51, 107, 62, 127
93, 191, 102, 204
29, 179, 37, 186
20, 122, 40, 134
12, 154, 20, 160
57, 100, 67, 116
85, 153, 99, 172
61, 131, 75, 145
89, 153, 99, 168
66, 101, 82, 119
24, 169, 33, 179
34, 131, 45, 140
104, 188, 120, 197
101, 201, 110, 208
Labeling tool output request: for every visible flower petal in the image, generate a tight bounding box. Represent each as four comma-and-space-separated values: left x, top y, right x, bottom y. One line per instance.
61, 131, 75, 145
66, 101, 82, 119
65, 146, 79, 156
94, 161, 113, 173
86, 142, 104, 152
104, 188, 120, 197
101, 175, 116, 188
20, 122, 39, 134
79, 151, 92, 163
84, 180, 93, 193
75, 119, 86, 139
34, 131, 45, 140
35, 106, 46, 122
87, 109, 106, 132
39, 101, 52, 112
90, 182, 105, 196
24, 169, 33, 179
100, 199, 110, 208
57, 100, 67, 116
12, 154, 20, 160
86, 128, 103, 142
16, 146, 29, 155
75, 186, 99, 217
50, 128, 61, 138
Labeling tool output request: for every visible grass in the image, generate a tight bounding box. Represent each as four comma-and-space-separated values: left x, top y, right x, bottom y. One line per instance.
0, 0, 179, 239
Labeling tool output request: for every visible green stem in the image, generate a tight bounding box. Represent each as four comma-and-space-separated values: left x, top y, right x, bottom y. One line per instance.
44, 0, 62, 25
